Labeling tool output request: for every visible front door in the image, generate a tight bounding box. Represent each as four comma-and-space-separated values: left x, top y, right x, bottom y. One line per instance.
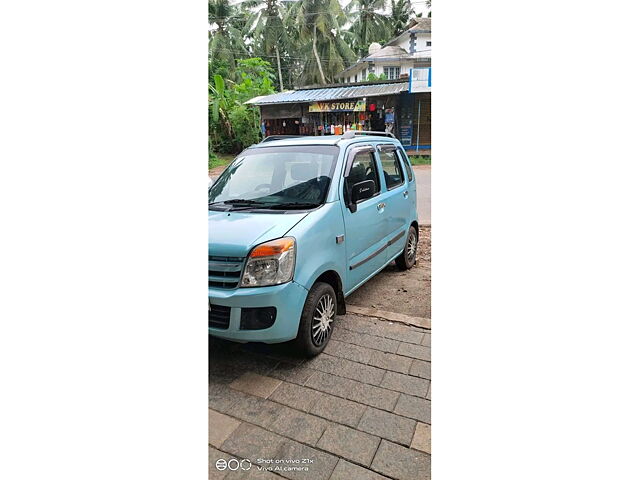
342, 146, 387, 293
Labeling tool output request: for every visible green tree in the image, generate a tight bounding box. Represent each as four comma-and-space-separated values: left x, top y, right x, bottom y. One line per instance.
243, 0, 289, 91
346, 0, 391, 57
209, 74, 234, 154
208, 0, 248, 71
209, 59, 276, 153
285, 0, 356, 85
389, 0, 415, 37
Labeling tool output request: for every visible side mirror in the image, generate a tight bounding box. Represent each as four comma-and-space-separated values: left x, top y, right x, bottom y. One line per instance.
348, 180, 375, 213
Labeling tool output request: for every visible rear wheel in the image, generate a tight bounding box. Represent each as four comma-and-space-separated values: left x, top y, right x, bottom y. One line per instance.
396, 225, 418, 270
295, 282, 336, 357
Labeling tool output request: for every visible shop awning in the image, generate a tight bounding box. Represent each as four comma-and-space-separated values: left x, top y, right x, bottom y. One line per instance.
246, 82, 410, 106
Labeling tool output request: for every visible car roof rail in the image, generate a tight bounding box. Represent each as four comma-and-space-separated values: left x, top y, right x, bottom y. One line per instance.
260, 135, 302, 143
342, 130, 396, 139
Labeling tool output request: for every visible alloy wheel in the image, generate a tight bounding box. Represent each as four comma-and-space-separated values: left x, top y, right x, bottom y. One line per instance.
407, 231, 418, 264
311, 294, 335, 346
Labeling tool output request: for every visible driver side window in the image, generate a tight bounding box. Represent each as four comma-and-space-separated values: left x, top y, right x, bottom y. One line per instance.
344, 150, 380, 204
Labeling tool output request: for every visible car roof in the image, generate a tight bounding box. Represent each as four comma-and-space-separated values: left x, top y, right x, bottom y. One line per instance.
248, 135, 400, 150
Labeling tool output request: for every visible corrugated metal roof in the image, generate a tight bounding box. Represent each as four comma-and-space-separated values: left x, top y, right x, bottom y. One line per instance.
246, 82, 409, 106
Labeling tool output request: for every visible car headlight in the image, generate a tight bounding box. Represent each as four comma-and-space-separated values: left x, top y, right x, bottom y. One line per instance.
241, 237, 296, 287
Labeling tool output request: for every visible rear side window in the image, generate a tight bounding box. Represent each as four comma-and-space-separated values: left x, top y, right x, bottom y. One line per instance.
379, 148, 405, 189
397, 148, 414, 182
345, 150, 380, 203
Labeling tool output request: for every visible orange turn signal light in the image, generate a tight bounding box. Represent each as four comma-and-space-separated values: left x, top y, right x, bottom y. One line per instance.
249, 237, 295, 258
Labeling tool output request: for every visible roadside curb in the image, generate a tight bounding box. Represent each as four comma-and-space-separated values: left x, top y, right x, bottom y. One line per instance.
346, 305, 431, 330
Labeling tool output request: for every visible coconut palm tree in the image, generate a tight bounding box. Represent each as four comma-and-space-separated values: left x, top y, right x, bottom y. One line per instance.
208, 0, 248, 71
285, 0, 356, 85
389, 0, 417, 37
243, 0, 289, 91
346, 0, 391, 57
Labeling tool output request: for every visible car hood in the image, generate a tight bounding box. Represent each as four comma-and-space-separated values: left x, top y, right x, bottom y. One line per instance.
209, 210, 309, 258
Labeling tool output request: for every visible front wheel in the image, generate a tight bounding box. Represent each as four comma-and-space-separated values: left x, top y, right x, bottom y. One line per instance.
396, 225, 418, 270
295, 282, 336, 357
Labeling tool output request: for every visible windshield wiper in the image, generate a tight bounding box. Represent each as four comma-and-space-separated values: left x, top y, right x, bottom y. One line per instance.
263, 202, 320, 210
224, 199, 265, 205
208, 199, 263, 207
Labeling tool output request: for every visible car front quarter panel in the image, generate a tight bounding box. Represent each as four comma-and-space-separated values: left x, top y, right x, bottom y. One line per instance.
288, 201, 347, 292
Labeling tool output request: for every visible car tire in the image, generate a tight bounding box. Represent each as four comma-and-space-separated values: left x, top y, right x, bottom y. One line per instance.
396, 225, 418, 271
295, 282, 337, 357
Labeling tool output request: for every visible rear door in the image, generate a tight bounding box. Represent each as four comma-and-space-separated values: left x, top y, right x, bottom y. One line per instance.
342, 145, 387, 293
377, 144, 410, 260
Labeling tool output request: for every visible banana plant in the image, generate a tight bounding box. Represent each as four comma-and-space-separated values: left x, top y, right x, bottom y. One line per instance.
209, 74, 235, 149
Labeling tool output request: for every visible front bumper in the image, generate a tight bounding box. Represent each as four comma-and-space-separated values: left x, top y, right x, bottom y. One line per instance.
208, 281, 309, 343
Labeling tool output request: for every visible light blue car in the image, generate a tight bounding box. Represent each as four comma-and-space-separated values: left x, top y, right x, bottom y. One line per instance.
209, 132, 419, 356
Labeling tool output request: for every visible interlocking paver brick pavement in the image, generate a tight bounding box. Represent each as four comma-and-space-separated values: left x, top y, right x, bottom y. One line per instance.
269, 405, 329, 445
409, 359, 431, 379
380, 371, 430, 397
224, 391, 284, 428
268, 381, 323, 412
316, 423, 381, 466
307, 354, 386, 385
229, 372, 282, 398
370, 440, 431, 480
210, 311, 431, 480
411, 422, 431, 454
323, 338, 373, 364
357, 407, 417, 446
268, 362, 317, 386
209, 409, 241, 448
368, 350, 413, 374
329, 459, 389, 480
209, 446, 232, 480
394, 394, 431, 424
220, 422, 287, 463
274, 439, 339, 480
331, 327, 400, 353
396, 342, 430, 361
304, 371, 399, 411
309, 392, 367, 428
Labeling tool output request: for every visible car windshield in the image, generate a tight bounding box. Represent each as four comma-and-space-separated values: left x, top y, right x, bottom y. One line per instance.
209, 145, 338, 209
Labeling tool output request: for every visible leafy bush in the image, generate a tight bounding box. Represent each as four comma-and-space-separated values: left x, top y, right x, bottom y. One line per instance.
209, 58, 276, 154
208, 153, 219, 170
367, 72, 388, 81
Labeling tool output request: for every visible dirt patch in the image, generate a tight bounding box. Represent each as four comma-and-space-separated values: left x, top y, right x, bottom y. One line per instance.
209, 166, 227, 177
346, 225, 431, 319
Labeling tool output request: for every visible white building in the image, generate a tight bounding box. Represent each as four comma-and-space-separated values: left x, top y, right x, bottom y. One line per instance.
338, 18, 431, 83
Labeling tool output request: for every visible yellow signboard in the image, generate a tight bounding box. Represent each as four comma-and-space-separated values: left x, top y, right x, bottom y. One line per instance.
309, 100, 366, 113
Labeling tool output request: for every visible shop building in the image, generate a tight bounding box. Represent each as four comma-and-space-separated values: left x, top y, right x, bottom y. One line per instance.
247, 74, 431, 152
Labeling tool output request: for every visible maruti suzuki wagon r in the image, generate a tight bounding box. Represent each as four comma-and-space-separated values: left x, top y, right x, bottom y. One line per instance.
208, 132, 418, 356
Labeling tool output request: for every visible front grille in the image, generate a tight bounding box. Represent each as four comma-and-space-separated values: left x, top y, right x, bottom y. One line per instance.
209, 304, 231, 329
209, 255, 244, 289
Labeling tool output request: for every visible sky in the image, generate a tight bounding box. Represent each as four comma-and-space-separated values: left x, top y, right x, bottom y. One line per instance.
228, 0, 431, 18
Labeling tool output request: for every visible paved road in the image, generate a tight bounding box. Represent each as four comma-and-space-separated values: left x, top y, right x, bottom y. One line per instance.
413, 166, 430, 225
210, 165, 430, 225
209, 313, 431, 480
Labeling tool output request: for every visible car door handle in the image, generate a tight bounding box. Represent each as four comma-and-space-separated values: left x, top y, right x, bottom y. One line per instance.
377, 202, 386, 211
403, 190, 409, 199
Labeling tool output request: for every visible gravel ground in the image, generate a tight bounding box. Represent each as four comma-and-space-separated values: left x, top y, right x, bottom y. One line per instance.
346, 226, 431, 319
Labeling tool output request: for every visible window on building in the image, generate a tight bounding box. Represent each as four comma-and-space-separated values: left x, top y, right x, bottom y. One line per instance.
361, 69, 366, 81
383, 66, 400, 80
426, 41, 432, 47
